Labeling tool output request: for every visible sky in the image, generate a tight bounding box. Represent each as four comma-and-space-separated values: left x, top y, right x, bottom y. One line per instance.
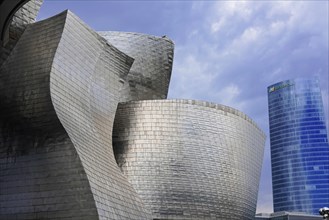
37, 0, 329, 214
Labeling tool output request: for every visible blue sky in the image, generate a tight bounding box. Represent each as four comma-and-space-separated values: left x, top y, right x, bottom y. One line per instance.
37, 0, 329, 214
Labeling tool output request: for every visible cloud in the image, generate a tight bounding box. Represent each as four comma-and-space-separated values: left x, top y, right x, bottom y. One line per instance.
217, 83, 241, 107
170, 1, 328, 112
170, 51, 216, 99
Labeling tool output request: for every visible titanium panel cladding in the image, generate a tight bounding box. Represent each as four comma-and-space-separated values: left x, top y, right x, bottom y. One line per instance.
0, 10, 151, 220
50, 11, 151, 220
99, 31, 174, 102
268, 78, 329, 215
0, 11, 98, 220
113, 99, 266, 220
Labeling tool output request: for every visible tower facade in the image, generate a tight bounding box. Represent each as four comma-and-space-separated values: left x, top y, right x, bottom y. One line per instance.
268, 78, 329, 215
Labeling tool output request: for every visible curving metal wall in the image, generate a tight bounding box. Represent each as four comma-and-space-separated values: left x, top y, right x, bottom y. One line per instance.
0, 10, 151, 220
113, 99, 266, 220
99, 31, 174, 102
50, 11, 151, 220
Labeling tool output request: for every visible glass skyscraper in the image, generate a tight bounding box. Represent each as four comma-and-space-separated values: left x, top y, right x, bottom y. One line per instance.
268, 78, 329, 215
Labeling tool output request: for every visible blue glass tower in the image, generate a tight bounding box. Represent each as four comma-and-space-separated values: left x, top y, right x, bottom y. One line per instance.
268, 78, 329, 215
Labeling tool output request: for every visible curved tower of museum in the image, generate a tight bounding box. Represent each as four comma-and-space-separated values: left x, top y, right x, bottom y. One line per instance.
113, 99, 266, 220
99, 31, 174, 102
268, 78, 329, 214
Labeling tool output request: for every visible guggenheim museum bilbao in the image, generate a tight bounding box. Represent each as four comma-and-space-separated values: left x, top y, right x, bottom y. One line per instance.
0, 1, 266, 220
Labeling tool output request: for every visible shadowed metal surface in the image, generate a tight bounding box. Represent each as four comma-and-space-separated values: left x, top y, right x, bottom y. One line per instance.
0, 0, 43, 67
113, 99, 266, 220
0, 0, 29, 44
0, 10, 151, 220
99, 31, 174, 102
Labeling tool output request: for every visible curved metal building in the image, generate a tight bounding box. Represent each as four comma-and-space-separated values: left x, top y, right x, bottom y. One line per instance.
0, 11, 151, 220
0, 3, 266, 219
268, 78, 329, 214
113, 99, 266, 220
99, 31, 174, 102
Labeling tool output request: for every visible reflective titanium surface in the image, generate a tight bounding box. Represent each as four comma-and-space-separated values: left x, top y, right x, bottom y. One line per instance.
0, 2, 267, 219
113, 99, 266, 220
99, 31, 174, 102
268, 78, 329, 214
0, 10, 151, 220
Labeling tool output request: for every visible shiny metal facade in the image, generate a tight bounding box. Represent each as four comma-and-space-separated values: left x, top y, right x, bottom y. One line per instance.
99, 31, 174, 102
0, 3, 266, 220
113, 99, 266, 220
0, 11, 151, 220
268, 78, 329, 215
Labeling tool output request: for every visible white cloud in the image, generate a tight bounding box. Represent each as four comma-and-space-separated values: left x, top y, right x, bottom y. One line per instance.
214, 1, 253, 22
214, 83, 244, 110
211, 18, 225, 33
169, 48, 217, 100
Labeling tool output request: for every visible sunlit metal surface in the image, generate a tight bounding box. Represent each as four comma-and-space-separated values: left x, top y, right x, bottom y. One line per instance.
113, 99, 266, 220
99, 31, 174, 102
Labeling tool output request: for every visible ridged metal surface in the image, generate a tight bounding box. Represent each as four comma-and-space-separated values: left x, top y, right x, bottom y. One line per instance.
99, 31, 174, 102
0, 10, 151, 220
113, 99, 266, 220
